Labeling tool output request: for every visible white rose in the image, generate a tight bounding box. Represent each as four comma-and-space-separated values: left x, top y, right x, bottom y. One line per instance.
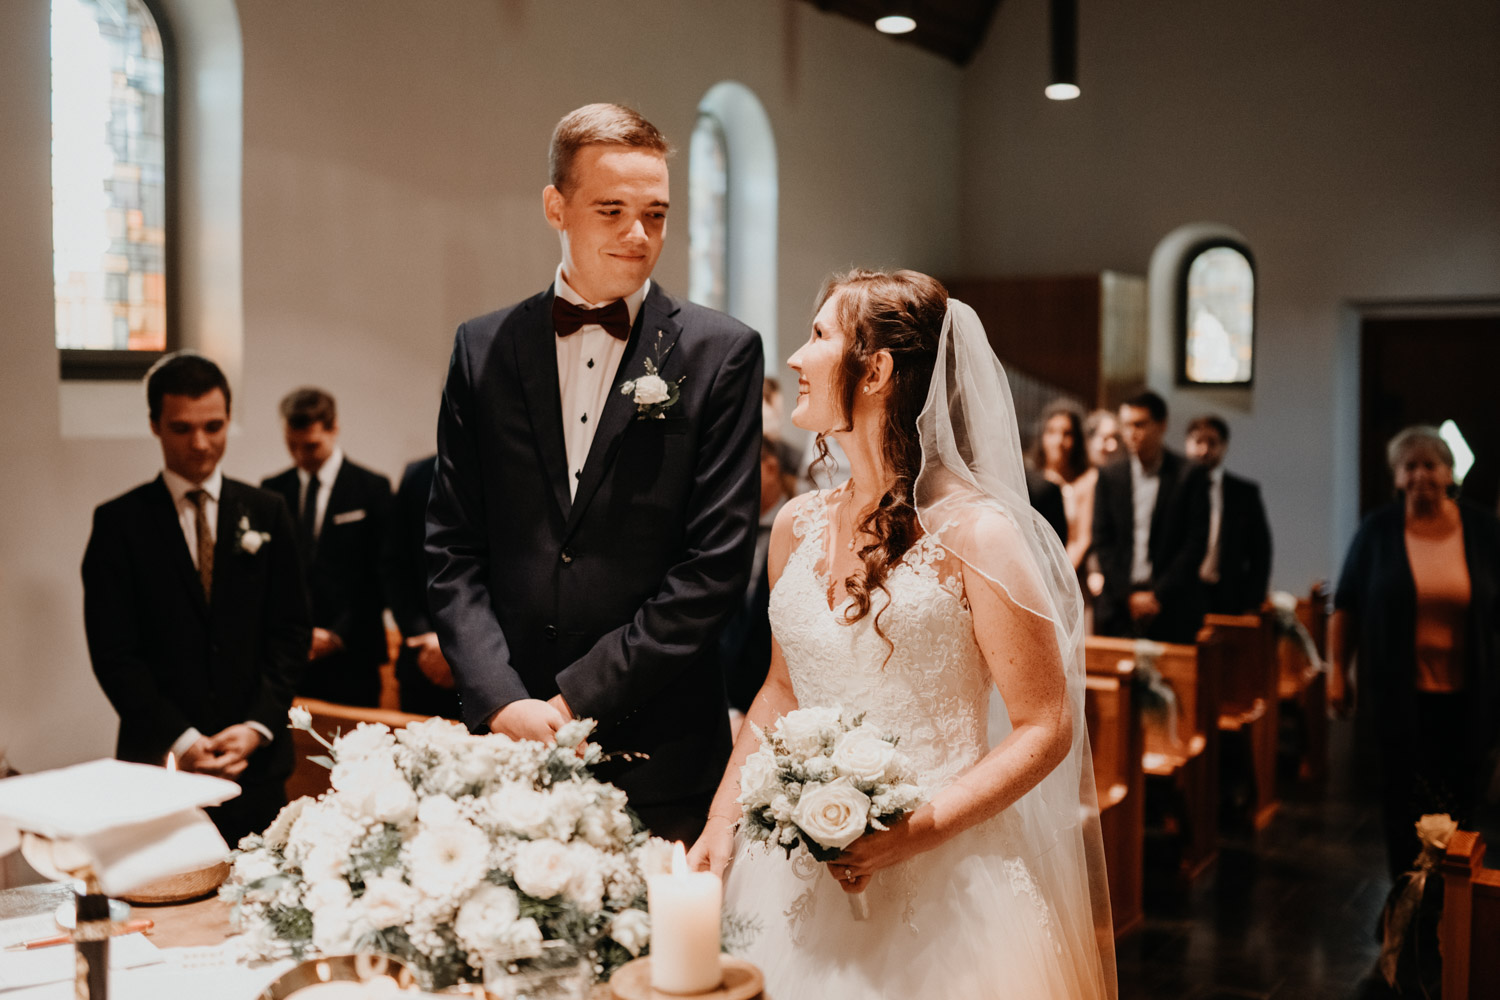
1415, 813, 1459, 852
454, 883, 521, 958
288, 706, 312, 731
487, 783, 553, 839
830, 729, 897, 784
776, 706, 841, 756
240, 530, 265, 554
736, 748, 780, 807
263, 796, 311, 850
334, 722, 395, 762
417, 795, 463, 828
632, 373, 670, 406
358, 875, 419, 930
563, 843, 606, 912
303, 876, 352, 917
502, 917, 544, 962
609, 908, 650, 957
792, 779, 871, 850
312, 900, 367, 954
371, 779, 419, 826
512, 839, 574, 899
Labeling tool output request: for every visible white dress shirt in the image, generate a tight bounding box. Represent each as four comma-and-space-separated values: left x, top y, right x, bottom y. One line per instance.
1200, 465, 1225, 584
553, 265, 649, 498
1129, 454, 1162, 586
160, 464, 273, 758
297, 446, 344, 538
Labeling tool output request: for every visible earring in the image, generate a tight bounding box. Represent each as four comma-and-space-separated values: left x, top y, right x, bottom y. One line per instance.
862, 386, 872, 395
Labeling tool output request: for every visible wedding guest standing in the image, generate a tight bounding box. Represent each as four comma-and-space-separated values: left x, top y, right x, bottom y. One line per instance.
263, 389, 391, 707
426, 103, 763, 842
1330, 426, 1500, 878
82, 353, 309, 843
382, 455, 460, 718
1092, 390, 1210, 642
1028, 401, 1096, 571
1184, 415, 1272, 615
1085, 408, 1122, 468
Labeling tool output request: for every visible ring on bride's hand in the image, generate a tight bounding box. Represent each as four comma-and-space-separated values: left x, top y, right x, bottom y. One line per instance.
842, 867, 854, 882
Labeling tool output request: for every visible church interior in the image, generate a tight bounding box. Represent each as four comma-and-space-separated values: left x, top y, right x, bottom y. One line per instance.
1, 1, 1498, 997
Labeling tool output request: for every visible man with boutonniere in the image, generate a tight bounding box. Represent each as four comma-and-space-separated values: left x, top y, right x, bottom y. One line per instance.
82, 353, 310, 844
426, 103, 763, 842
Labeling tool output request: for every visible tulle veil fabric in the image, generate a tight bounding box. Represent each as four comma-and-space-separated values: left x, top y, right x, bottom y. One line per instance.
915, 298, 1117, 997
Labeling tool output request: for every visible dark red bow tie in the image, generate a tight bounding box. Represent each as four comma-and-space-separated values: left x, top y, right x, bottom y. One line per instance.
553, 296, 631, 340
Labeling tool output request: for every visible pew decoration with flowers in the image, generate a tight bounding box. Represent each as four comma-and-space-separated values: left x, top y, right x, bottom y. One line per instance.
220, 711, 661, 990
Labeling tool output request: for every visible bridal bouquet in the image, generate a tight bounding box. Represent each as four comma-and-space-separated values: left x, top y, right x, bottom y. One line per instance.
737, 706, 921, 918
221, 712, 660, 990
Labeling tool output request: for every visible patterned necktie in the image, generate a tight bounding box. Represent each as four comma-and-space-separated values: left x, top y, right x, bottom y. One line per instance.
297, 473, 320, 559
552, 296, 631, 340
187, 489, 213, 601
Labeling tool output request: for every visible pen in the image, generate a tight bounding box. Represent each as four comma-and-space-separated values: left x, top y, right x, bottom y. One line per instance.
4, 918, 154, 950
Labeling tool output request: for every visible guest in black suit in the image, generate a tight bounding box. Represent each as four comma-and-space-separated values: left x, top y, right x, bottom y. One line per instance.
82, 354, 309, 844
262, 389, 392, 708
1185, 415, 1273, 616
720, 438, 792, 728
1092, 390, 1210, 642
426, 104, 763, 842
382, 455, 460, 718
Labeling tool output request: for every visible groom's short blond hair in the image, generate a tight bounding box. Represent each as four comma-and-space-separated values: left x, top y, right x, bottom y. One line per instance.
549, 103, 670, 193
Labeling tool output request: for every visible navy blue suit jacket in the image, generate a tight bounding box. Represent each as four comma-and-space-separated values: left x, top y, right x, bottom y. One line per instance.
426, 283, 763, 805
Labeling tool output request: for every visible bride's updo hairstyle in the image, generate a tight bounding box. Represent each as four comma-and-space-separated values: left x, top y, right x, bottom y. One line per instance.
812, 268, 947, 641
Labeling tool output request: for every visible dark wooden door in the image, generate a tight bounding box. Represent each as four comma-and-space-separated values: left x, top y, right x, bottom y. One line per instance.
1360, 314, 1500, 515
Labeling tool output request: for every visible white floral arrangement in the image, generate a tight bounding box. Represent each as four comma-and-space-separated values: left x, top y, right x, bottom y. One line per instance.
221, 711, 662, 990
737, 706, 921, 862
618, 331, 685, 419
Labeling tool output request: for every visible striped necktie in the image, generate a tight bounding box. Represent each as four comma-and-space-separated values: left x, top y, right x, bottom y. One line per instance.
187, 489, 213, 600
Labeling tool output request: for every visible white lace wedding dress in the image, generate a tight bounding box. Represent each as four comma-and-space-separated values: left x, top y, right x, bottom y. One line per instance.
722, 493, 1110, 999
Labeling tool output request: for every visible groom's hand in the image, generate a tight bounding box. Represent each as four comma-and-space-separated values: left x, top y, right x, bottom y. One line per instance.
488, 699, 567, 743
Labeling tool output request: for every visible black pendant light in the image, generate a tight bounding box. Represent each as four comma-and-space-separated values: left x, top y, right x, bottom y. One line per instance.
1046, 0, 1080, 100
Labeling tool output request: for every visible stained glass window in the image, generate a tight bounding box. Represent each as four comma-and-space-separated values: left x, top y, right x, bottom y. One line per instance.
52, 0, 169, 366
688, 112, 729, 313
1180, 243, 1254, 385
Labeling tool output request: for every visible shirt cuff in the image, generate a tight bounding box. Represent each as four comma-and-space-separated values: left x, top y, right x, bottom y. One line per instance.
245, 721, 275, 746
170, 728, 204, 760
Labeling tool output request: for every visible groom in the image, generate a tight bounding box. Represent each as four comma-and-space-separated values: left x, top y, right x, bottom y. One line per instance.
426, 103, 763, 840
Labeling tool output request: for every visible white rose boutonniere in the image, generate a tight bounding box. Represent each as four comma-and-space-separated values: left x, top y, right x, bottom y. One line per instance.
618, 331, 686, 420
236, 514, 271, 555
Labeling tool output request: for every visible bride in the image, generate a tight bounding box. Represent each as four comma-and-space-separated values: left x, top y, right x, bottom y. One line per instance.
688, 269, 1116, 998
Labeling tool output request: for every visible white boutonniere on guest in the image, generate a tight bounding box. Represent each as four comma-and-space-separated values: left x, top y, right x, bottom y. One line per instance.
618, 331, 686, 420
235, 514, 271, 555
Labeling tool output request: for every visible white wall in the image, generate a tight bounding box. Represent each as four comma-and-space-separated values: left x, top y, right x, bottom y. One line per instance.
0, 0, 961, 771
957, 0, 1500, 590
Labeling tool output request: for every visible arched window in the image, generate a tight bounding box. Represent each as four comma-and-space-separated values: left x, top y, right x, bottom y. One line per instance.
688, 112, 730, 313
689, 82, 778, 366
53, 0, 172, 379
1177, 239, 1255, 386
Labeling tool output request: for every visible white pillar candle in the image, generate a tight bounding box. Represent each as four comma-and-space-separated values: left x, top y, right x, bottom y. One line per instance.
646, 842, 722, 994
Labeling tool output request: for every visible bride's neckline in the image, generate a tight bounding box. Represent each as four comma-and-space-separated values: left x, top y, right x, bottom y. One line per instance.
811, 486, 930, 612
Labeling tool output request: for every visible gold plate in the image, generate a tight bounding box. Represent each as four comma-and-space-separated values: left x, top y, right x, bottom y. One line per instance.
609, 957, 763, 1000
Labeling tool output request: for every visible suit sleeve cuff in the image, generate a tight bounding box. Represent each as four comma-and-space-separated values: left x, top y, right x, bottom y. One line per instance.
245, 721, 275, 745
170, 728, 203, 760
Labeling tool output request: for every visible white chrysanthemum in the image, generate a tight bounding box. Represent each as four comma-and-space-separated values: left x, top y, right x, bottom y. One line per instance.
357, 875, 420, 931
405, 821, 492, 898
512, 839, 573, 900
609, 908, 650, 957
334, 722, 396, 763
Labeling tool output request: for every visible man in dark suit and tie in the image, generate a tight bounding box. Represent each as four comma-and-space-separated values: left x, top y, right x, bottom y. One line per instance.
82, 353, 309, 844
1185, 415, 1273, 616
1092, 390, 1211, 643
382, 455, 461, 718
426, 103, 763, 842
262, 388, 392, 708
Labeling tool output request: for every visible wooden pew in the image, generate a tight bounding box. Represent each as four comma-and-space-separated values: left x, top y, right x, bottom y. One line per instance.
285, 697, 432, 802
1083, 654, 1145, 937
1085, 633, 1222, 881
1202, 612, 1279, 830
1276, 582, 1329, 782
1440, 829, 1500, 999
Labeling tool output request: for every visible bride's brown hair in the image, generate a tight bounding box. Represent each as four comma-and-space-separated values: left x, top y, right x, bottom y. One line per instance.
811, 268, 948, 646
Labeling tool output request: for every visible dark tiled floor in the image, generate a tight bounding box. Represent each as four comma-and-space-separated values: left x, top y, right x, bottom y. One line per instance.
1115, 719, 1500, 1000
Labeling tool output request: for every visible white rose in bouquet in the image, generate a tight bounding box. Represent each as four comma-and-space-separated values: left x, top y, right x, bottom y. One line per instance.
564, 844, 607, 913
358, 875, 420, 930
777, 706, 842, 756
513, 839, 574, 900
608, 908, 650, 957
792, 778, 871, 851
486, 782, 553, 839
455, 884, 530, 962
737, 748, 780, 807
417, 794, 463, 828
333, 722, 395, 762
831, 728, 898, 784
263, 796, 311, 851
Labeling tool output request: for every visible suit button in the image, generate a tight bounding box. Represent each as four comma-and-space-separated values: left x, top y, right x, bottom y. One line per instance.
560, 548, 574, 564
544, 625, 559, 641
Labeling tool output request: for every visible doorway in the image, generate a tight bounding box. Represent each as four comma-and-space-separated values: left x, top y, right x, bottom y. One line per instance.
1360, 311, 1500, 516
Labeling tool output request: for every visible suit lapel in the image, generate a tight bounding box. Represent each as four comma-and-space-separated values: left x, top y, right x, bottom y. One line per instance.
148, 475, 210, 618
513, 291, 574, 520
565, 285, 683, 538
